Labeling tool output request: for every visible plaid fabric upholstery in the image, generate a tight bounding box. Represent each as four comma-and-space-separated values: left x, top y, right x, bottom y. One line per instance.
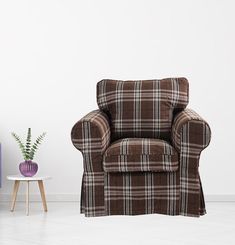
71, 110, 111, 172
97, 78, 189, 141
81, 172, 106, 216
105, 172, 180, 215
172, 109, 211, 216
71, 110, 111, 216
103, 138, 178, 172
71, 78, 211, 217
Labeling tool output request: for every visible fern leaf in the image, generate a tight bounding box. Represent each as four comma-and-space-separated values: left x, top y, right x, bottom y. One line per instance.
29, 132, 46, 160
11, 132, 27, 160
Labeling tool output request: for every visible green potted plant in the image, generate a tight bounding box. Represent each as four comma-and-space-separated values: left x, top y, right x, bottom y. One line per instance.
12, 128, 46, 177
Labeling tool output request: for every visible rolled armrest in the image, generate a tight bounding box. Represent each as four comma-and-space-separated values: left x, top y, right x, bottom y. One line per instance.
172, 109, 211, 154
71, 110, 111, 155
172, 109, 211, 216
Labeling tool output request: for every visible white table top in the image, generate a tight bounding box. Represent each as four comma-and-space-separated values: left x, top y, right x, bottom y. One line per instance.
7, 175, 51, 181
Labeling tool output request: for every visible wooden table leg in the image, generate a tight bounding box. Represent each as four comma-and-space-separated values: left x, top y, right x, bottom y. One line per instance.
38, 180, 48, 212
10, 180, 20, 212
26, 181, 29, 216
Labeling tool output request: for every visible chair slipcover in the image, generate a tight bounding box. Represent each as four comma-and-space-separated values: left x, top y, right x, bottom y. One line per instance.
71, 78, 211, 217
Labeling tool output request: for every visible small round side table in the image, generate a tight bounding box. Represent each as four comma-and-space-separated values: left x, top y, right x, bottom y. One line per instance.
7, 175, 51, 216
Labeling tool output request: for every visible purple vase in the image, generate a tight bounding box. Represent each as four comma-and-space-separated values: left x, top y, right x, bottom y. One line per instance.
19, 161, 38, 177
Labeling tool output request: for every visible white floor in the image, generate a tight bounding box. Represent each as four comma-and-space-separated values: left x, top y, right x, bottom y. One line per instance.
0, 202, 235, 245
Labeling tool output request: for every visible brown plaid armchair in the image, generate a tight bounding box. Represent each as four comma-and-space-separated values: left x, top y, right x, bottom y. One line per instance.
71, 78, 211, 217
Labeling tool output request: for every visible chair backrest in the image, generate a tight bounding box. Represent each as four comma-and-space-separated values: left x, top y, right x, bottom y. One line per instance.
97, 78, 189, 141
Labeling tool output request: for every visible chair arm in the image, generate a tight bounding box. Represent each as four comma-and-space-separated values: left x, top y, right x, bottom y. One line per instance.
172, 109, 211, 155
71, 110, 111, 154
172, 109, 211, 216
71, 110, 111, 172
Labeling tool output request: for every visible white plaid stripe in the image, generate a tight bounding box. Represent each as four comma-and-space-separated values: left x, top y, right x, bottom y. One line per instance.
171, 78, 180, 107
133, 81, 142, 136
153, 80, 161, 137
167, 172, 178, 214
145, 172, 154, 214
116, 81, 124, 138
104, 155, 178, 172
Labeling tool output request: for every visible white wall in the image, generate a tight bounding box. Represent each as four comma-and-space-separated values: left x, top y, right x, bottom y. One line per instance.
0, 0, 234, 200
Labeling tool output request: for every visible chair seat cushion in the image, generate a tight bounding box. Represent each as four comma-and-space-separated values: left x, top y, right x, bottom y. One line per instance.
103, 138, 178, 172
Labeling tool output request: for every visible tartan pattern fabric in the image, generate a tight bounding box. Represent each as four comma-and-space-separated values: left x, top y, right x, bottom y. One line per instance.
103, 138, 178, 172
172, 109, 211, 153
81, 172, 106, 217
71, 110, 110, 216
71, 78, 211, 217
97, 78, 189, 141
105, 172, 180, 215
71, 110, 110, 172
172, 109, 211, 216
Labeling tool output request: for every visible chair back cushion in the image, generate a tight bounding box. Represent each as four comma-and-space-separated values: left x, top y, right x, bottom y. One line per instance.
97, 78, 189, 141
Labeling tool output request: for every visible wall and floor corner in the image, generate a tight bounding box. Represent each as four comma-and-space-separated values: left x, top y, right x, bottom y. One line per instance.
0, 0, 235, 202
